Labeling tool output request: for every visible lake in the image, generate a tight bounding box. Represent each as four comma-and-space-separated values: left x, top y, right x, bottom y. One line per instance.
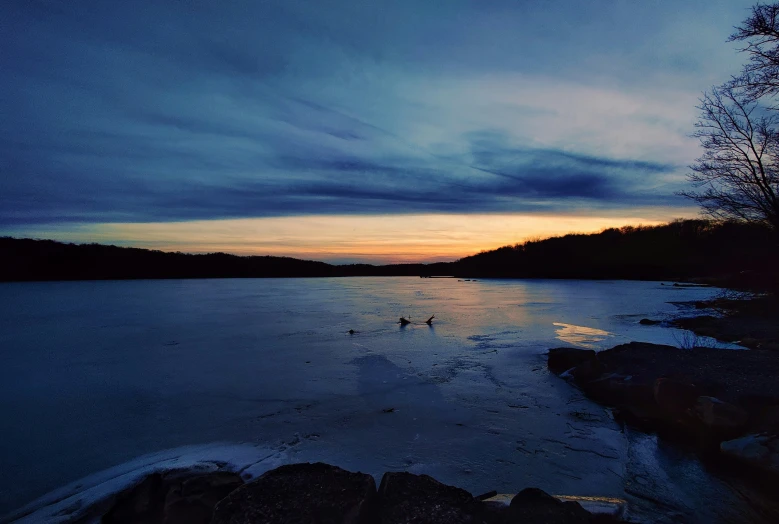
0, 278, 768, 522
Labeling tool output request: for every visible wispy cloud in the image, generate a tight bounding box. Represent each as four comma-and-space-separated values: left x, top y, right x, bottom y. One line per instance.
0, 0, 755, 233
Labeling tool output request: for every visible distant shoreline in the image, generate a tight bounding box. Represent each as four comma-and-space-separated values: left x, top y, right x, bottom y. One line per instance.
2, 220, 777, 288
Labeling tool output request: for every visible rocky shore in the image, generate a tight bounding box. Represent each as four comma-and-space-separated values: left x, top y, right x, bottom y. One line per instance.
670, 295, 779, 351
547, 342, 779, 478
94, 463, 621, 524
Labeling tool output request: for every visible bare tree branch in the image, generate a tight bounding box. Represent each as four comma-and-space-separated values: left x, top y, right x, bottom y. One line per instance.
729, 3, 779, 101
682, 84, 779, 230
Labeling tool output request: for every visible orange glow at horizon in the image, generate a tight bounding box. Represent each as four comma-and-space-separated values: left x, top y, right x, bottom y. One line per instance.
24, 210, 697, 263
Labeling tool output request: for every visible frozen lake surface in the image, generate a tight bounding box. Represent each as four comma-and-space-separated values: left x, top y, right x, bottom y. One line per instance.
0, 278, 769, 522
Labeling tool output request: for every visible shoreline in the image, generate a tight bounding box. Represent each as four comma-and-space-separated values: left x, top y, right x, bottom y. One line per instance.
546, 291, 779, 519
547, 339, 779, 519
669, 295, 779, 351
4, 448, 624, 524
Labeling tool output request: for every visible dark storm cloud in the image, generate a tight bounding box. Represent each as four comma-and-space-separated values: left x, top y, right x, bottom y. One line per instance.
0, 0, 745, 227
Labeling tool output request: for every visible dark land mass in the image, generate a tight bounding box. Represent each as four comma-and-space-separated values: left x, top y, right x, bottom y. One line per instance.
2, 220, 778, 286
45, 463, 619, 524
0, 237, 452, 281
457, 220, 778, 290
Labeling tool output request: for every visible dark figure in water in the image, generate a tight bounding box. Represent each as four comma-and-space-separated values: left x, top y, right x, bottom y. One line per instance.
426, 315, 435, 325
399, 317, 411, 325
348, 329, 355, 334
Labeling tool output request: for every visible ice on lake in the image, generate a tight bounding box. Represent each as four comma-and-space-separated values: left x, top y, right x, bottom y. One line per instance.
0, 278, 762, 522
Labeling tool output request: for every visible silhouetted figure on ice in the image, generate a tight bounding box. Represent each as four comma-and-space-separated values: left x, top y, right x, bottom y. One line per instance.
398, 317, 411, 326
425, 315, 435, 325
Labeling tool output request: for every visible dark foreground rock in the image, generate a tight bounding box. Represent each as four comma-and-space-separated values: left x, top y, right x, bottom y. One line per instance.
548, 348, 597, 374
377, 471, 484, 523
102, 470, 244, 524
212, 463, 377, 524
720, 434, 779, 476
376, 472, 613, 524
100, 463, 612, 524
547, 342, 779, 470
505, 488, 594, 524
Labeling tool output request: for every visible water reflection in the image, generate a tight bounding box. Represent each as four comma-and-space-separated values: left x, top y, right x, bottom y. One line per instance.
554, 322, 613, 348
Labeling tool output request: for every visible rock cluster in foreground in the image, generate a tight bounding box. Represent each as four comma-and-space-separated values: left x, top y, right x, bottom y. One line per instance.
101, 463, 618, 524
548, 343, 779, 476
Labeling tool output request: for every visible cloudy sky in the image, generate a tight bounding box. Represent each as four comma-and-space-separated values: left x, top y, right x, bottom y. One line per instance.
0, 0, 756, 262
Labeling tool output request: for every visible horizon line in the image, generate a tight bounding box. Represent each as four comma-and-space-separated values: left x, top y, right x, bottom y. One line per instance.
1, 218, 708, 266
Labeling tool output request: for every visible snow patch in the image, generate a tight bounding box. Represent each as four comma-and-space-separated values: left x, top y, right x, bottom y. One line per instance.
2, 443, 290, 524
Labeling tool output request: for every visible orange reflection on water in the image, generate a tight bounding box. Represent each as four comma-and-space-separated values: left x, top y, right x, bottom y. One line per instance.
553, 322, 612, 349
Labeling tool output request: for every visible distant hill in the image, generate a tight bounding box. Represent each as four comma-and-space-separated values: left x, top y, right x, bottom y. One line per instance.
457, 220, 778, 289
2, 220, 777, 287
0, 237, 453, 281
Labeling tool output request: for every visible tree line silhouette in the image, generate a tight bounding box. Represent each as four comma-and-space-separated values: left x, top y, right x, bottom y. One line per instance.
2, 220, 777, 289
0, 236, 450, 281
456, 219, 777, 289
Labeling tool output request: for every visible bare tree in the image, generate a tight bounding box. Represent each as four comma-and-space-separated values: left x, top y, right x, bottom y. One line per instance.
681, 85, 779, 230
729, 3, 779, 101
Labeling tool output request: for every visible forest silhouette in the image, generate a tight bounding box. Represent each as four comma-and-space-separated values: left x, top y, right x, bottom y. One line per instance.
3, 219, 777, 290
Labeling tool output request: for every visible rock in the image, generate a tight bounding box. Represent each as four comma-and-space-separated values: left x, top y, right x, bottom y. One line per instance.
163, 472, 243, 524
376, 471, 484, 524
639, 318, 661, 325
612, 404, 667, 432
475, 490, 498, 501
672, 316, 732, 341
695, 396, 748, 431
721, 434, 779, 475
654, 378, 700, 416
721, 434, 772, 461
752, 404, 779, 434
505, 488, 593, 523
578, 373, 626, 401
211, 463, 377, 524
739, 337, 761, 348
103, 473, 165, 523
569, 359, 602, 382
548, 348, 597, 375
578, 373, 652, 409
102, 470, 243, 524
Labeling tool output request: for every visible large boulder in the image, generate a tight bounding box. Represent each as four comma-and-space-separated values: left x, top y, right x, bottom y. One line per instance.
212, 463, 377, 524
753, 404, 779, 434
653, 378, 700, 416
568, 359, 603, 383
695, 396, 748, 431
163, 471, 244, 524
578, 373, 653, 410
376, 471, 484, 524
102, 470, 244, 524
504, 488, 593, 524
720, 434, 779, 475
548, 348, 597, 375
103, 473, 165, 523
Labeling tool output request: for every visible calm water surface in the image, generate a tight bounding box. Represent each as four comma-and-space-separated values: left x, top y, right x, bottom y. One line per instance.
0, 278, 771, 522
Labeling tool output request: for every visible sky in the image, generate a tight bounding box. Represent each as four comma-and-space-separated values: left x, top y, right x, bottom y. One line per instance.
0, 0, 758, 263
